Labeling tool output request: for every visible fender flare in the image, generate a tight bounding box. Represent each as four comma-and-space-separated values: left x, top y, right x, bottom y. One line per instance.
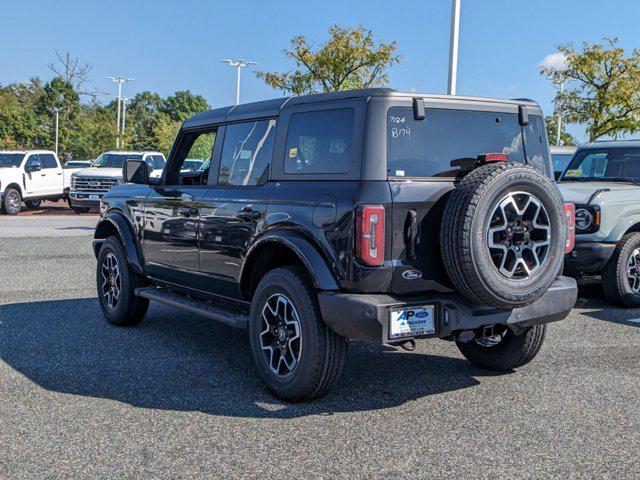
241, 232, 340, 292
608, 214, 640, 241
93, 211, 144, 274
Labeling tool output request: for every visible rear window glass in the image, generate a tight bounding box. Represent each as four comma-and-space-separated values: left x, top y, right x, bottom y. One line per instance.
523, 115, 551, 176
284, 109, 354, 174
387, 107, 526, 178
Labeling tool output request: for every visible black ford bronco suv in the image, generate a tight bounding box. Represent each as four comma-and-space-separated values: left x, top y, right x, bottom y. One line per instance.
93, 88, 578, 401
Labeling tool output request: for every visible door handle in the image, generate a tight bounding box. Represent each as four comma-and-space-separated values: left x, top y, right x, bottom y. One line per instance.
236, 206, 261, 220
178, 207, 199, 217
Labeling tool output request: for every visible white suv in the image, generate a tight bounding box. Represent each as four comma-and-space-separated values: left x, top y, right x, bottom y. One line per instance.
69, 151, 166, 213
0, 150, 72, 215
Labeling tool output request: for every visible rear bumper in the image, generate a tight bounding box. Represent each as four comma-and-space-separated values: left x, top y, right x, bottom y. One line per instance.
564, 242, 616, 276
318, 276, 577, 343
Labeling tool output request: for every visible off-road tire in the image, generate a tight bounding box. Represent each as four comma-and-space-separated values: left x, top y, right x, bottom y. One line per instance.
96, 236, 149, 326
2, 188, 22, 215
249, 267, 347, 402
456, 324, 546, 371
602, 233, 640, 307
441, 163, 566, 309
25, 199, 42, 209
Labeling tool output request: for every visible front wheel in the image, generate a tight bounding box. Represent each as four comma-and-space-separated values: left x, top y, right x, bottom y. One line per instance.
248, 267, 347, 402
602, 233, 640, 307
2, 188, 22, 215
96, 236, 149, 326
456, 324, 546, 371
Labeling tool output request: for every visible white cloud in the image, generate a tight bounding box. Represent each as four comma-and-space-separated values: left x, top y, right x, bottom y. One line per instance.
539, 52, 567, 71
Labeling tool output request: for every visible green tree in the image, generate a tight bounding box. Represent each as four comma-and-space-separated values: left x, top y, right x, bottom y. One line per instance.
0, 79, 46, 149
152, 113, 181, 155
163, 90, 209, 122
540, 38, 640, 141
545, 115, 576, 146
126, 91, 165, 149
38, 77, 81, 159
256, 25, 401, 95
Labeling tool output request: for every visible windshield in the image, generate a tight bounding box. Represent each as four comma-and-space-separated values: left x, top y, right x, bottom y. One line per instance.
92, 153, 142, 168
0, 153, 25, 168
561, 147, 640, 182
552, 153, 574, 173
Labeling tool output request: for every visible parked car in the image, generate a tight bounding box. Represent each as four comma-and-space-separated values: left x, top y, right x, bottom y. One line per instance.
64, 160, 92, 169
559, 139, 640, 306
0, 150, 72, 214
69, 151, 166, 213
550, 145, 577, 180
181, 159, 204, 172
93, 88, 577, 401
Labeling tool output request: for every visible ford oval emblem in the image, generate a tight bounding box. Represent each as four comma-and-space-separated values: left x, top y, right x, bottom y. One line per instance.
402, 269, 423, 280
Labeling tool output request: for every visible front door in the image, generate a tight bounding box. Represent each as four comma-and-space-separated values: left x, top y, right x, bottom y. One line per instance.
199, 119, 276, 298
142, 128, 218, 285
23, 154, 49, 197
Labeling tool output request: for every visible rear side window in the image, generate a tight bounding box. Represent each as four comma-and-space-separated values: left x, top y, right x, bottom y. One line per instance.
387, 107, 525, 178
218, 119, 276, 186
284, 109, 354, 174
40, 153, 58, 169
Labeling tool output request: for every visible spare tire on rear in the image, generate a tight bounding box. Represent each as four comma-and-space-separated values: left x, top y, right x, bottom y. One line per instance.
440, 162, 566, 309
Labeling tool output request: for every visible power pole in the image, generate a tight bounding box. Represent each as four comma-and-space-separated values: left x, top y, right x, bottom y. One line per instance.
447, 0, 461, 95
221, 59, 257, 105
107, 76, 134, 148
53, 108, 60, 157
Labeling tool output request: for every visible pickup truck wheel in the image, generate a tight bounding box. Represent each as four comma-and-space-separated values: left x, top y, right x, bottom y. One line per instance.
2, 188, 22, 215
96, 236, 149, 326
602, 233, 640, 307
248, 267, 347, 402
456, 324, 546, 371
25, 199, 42, 209
441, 163, 565, 309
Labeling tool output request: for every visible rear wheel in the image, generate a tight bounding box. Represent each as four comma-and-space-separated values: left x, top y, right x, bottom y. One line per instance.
2, 188, 22, 215
248, 267, 347, 402
441, 163, 566, 309
456, 324, 546, 371
96, 236, 149, 326
25, 199, 42, 209
602, 233, 640, 307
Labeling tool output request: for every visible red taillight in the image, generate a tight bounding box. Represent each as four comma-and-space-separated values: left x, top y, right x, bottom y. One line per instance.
356, 205, 385, 266
478, 153, 509, 163
564, 203, 575, 254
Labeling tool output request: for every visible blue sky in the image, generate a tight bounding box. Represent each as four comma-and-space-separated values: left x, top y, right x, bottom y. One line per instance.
2, 0, 639, 142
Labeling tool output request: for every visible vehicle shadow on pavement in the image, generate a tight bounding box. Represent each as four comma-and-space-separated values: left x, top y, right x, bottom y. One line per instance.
576, 285, 640, 327
0, 298, 493, 419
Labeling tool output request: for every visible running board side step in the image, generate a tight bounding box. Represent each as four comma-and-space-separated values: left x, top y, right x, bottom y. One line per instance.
135, 287, 248, 329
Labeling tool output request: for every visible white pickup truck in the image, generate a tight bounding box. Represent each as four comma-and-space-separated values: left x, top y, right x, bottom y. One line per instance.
0, 150, 73, 215
69, 151, 166, 213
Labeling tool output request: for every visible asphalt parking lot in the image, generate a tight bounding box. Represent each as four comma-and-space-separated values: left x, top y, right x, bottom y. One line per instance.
1, 216, 638, 478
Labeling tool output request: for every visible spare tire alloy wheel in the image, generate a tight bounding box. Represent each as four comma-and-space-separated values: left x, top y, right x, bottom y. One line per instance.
259, 293, 302, 376
487, 192, 551, 278
627, 248, 640, 293
101, 252, 121, 311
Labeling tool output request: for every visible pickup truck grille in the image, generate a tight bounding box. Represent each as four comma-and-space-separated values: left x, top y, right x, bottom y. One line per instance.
71, 176, 117, 193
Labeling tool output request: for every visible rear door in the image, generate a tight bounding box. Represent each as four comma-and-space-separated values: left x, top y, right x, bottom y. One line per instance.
199, 119, 276, 298
385, 104, 529, 295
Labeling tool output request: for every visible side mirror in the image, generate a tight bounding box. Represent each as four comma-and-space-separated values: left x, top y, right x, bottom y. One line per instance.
123, 159, 151, 184
26, 161, 42, 172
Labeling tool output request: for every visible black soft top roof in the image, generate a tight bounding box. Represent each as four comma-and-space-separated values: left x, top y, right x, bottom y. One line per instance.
182, 87, 540, 129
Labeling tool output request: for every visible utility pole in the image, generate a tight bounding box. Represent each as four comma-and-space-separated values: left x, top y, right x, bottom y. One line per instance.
556, 81, 565, 145
121, 97, 129, 149
447, 0, 461, 95
221, 59, 257, 105
107, 76, 134, 148
53, 108, 60, 157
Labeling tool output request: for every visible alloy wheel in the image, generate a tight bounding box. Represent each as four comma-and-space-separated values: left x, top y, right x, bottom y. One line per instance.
259, 293, 302, 376
101, 252, 121, 310
626, 248, 640, 293
6, 191, 20, 214
487, 192, 551, 279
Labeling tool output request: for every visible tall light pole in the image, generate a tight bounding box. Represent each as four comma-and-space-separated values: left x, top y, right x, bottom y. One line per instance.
121, 97, 129, 149
53, 108, 60, 157
221, 59, 257, 105
447, 0, 461, 95
107, 76, 134, 148
556, 81, 565, 145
